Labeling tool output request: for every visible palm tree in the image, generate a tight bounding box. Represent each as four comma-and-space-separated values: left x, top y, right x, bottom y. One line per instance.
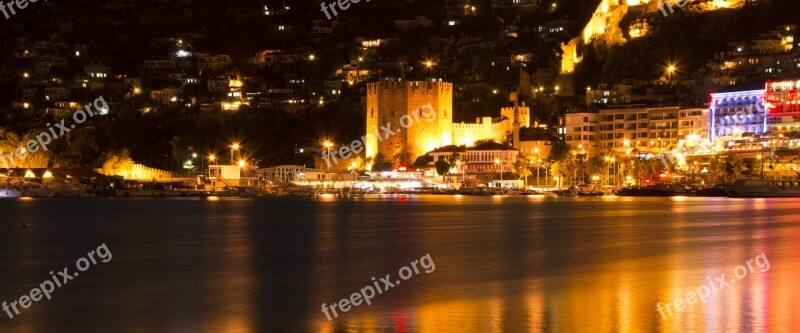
730, 154, 744, 180
515, 159, 532, 188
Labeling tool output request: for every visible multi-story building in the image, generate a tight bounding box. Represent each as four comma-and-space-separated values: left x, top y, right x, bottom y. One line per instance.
647, 107, 680, 153
678, 108, 710, 144
563, 111, 600, 156
586, 84, 631, 105
196, 53, 232, 71
84, 64, 110, 79
44, 86, 69, 101
465, 141, 518, 174
143, 59, 176, 70
709, 88, 766, 141
565, 106, 709, 156
597, 106, 649, 153
393, 17, 434, 31
765, 79, 800, 134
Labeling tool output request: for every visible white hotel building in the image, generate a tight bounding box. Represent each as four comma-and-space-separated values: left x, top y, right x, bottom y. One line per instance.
563, 106, 709, 156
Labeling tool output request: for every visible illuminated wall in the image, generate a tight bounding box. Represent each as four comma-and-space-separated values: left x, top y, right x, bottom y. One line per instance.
366, 80, 527, 165
501, 104, 530, 129
366, 80, 453, 162
710, 89, 766, 140
453, 117, 508, 147
560, 0, 741, 74
560, 0, 629, 73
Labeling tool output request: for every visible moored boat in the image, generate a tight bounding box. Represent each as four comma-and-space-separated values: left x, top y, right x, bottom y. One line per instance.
0, 188, 22, 198
615, 185, 674, 197
723, 179, 800, 198
554, 186, 579, 197
694, 185, 728, 197
20, 183, 57, 197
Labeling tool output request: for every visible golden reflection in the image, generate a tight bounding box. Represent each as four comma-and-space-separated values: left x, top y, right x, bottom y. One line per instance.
308, 196, 794, 332
318, 193, 337, 201
525, 282, 544, 331
200, 201, 256, 333
488, 298, 503, 333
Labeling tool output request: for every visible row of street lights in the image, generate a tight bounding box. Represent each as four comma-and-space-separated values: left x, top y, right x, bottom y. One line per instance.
186, 142, 248, 175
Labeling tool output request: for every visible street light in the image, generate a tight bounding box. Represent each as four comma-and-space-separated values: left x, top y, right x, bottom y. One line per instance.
455, 160, 462, 184
423, 60, 434, 77
757, 154, 764, 178
534, 147, 541, 189
666, 64, 678, 82
495, 158, 502, 185
239, 160, 246, 168
230, 143, 240, 165
206, 155, 215, 180
323, 141, 333, 173
611, 157, 617, 187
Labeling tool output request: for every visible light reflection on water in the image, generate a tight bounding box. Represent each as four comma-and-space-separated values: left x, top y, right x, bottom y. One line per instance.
0, 196, 798, 332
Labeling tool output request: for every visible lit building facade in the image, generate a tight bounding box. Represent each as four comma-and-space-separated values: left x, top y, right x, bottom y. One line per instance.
564, 112, 600, 156
366, 79, 454, 162
766, 79, 800, 134
366, 79, 530, 164
565, 106, 710, 156
709, 88, 766, 141
678, 108, 710, 145
465, 141, 518, 174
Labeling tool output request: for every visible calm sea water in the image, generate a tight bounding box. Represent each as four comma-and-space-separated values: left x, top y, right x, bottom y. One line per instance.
0, 195, 798, 333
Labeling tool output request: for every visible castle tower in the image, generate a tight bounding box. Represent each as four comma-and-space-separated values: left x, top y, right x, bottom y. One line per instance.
500, 93, 531, 148
366, 79, 453, 165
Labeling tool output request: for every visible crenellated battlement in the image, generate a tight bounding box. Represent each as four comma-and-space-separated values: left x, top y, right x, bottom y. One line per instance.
368, 79, 453, 96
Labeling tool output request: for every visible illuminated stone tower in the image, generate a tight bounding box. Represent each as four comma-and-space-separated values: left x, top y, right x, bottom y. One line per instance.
366, 79, 453, 163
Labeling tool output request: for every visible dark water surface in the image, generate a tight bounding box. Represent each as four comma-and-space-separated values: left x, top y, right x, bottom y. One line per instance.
0, 195, 798, 332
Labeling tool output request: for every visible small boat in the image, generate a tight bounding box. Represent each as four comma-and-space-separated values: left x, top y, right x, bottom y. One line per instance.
554, 186, 579, 197
694, 185, 728, 197
21, 183, 57, 197
578, 190, 604, 196
0, 188, 22, 198
723, 179, 800, 198
578, 185, 605, 196
459, 188, 491, 195
615, 185, 673, 197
